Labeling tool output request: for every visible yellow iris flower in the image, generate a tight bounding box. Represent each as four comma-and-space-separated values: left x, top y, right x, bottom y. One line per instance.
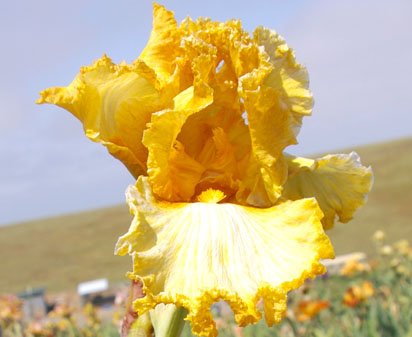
38, 4, 373, 336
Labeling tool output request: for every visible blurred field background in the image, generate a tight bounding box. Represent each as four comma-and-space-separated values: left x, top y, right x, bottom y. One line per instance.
1, 226, 411, 337
0, 137, 411, 294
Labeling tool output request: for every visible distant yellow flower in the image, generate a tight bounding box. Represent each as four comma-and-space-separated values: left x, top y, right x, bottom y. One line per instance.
83, 302, 100, 326
381, 245, 394, 256
294, 300, 329, 322
393, 239, 410, 256
343, 281, 374, 308
372, 230, 385, 242
56, 319, 71, 331
38, 4, 373, 336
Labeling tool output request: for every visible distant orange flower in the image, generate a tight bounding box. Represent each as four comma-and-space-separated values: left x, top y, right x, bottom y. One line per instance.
340, 259, 370, 276
294, 300, 330, 322
343, 281, 374, 308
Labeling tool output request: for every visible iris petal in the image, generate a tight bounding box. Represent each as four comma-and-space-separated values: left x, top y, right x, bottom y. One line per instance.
116, 177, 334, 337
139, 4, 181, 84
142, 85, 213, 201
283, 152, 373, 229
37, 55, 163, 177
255, 27, 313, 134
236, 28, 313, 207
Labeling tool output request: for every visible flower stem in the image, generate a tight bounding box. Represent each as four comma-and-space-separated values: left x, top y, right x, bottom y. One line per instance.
150, 304, 188, 337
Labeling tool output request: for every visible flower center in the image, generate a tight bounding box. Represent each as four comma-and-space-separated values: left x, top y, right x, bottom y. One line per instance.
196, 189, 226, 203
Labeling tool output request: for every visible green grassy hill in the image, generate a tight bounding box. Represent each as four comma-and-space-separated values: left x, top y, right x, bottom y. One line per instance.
1, 137, 411, 293
0, 206, 132, 293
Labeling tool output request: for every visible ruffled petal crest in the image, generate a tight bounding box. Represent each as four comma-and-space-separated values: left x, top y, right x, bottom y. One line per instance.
235, 28, 313, 207
116, 177, 334, 337
282, 152, 373, 229
254, 27, 313, 135
138, 7, 315, 207
37, 55, 163, 177
139, 4, 181, 85
38, 6, 316, 208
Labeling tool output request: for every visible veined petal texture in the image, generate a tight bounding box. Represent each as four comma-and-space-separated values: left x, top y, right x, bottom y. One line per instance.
116, 177, 334, 337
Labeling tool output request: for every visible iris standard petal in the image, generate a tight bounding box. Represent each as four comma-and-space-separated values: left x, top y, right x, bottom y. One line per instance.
37, 55, 163, 177
139, 7, 313, 207
236, 28, 313, 207
139, 4, 181, 84
254, 27, 313, 135
116, 177, 334, 337
283, 152, 373, 229
142, 85, 213, 201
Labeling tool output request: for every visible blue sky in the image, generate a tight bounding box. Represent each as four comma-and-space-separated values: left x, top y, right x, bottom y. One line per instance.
1, 0, 411, 225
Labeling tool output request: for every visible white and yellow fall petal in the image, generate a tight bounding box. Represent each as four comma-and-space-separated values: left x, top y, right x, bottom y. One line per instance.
116, 177, 334, 337
37, 55, 163, 177
282, 152, 373, 229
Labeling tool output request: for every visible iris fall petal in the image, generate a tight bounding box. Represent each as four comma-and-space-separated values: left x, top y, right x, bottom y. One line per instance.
116, 177, 334, 337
